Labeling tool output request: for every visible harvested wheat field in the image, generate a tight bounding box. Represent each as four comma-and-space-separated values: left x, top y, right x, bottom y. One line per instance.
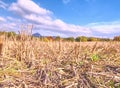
0, 37, 120, 88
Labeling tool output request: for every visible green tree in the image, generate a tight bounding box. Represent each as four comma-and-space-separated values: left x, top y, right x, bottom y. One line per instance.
88, 37, 98, 41
75, 36, 87, 42
65, 37, 75, 42
113, 36, 120, 41
55, 36, 61, 41
7, 32, 16, 38
43, 37, 49, 42
75, 37, 81, 42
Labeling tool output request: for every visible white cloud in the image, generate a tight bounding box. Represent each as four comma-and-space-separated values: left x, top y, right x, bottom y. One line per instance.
86, 21, 120, 34
9, 0, 91, 37
0, 16, 23, 32
0, 16, 6, 22
7, 16, 22, 22
0, 0, 8, 9
9, 0, 52, 16
0, 22, 17, 32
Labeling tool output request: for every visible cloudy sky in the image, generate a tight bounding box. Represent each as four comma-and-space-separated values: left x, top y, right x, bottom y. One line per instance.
0, 0, 120, 38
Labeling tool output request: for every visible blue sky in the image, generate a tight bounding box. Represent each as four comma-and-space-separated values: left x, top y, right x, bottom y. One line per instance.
0, 0, 120, 38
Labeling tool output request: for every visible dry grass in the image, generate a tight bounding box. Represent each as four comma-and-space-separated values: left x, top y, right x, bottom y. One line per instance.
0, 35, 120, 88
0, 36, 4, 55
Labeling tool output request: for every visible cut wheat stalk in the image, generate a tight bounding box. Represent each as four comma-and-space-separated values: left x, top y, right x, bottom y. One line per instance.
0, 36, 3, 55
87, 72, 120, 81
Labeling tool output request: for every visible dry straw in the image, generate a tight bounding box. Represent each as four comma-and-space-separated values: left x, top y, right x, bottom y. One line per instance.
1, 26, 120, 87
0, 36, 3, 55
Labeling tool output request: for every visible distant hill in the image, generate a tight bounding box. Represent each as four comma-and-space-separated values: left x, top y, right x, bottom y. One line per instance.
32, 33, 42, 37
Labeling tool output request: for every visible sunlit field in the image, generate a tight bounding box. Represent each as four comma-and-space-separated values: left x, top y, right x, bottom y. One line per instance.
0, 35, 120, 88
1, 0, 120, 87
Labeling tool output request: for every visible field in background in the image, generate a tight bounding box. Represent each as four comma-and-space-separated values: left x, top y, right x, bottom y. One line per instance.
0, 36, 120, 88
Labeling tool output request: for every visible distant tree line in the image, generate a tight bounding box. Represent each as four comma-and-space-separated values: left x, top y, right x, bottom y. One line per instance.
0, 31, 120, 42
40, 35, 120, 42
0, 31, 17, 39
